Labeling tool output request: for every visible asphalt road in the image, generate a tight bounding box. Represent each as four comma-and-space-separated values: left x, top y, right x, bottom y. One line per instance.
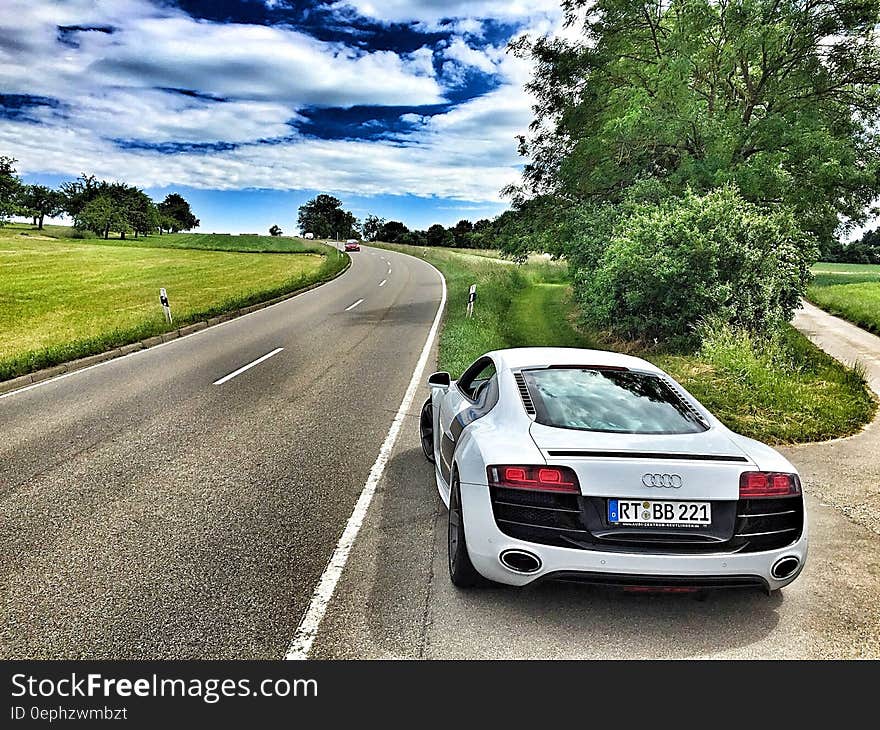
6, 256, 879, 660
0, 245, 443, 659
310, 301, 880, 659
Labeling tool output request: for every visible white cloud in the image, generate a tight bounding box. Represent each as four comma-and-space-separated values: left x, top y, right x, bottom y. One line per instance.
443, 38, 504, 75
1, 63, 532, 202
0, 0, 554, 204
80, 19, 443, 108
0, 0, 444, 112
59, 92, 298, 144
332, 1, 561, 27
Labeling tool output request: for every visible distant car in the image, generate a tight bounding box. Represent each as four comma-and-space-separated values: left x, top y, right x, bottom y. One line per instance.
344, 240, 360, 252
304, 232, 315, 240
420, 347, 807, 593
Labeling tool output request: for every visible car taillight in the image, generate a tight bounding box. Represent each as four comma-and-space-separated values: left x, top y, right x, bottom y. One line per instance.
487, 465, 580, 493
739, 471, 801, 498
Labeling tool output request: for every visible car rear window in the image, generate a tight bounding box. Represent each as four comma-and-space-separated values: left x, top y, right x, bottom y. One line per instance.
521, 368, 708, 434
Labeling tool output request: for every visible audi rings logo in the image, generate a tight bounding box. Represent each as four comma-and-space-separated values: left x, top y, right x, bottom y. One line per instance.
641, 473, 683, 488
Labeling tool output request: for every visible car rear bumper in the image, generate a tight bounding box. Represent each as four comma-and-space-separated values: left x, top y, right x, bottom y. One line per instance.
460, 481, 808, 590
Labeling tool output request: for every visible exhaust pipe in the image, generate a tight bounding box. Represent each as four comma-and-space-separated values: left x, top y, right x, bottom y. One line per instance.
500, 549, 541, 574
771, 556, 800, 580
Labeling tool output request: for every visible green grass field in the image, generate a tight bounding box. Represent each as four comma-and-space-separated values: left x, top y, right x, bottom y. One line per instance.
1, 226, 347, 380
375, 243, 875, 444
808, 262, 880, 335
8, 222, 328, 254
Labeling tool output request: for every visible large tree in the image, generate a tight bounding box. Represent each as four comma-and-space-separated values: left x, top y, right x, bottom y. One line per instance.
157, 192, 199, 232
450, 219, 474, 247
362, 214, 385, 241
76, 195, 127, 239
19, 184, 64, 229
426, 223, 454, 247
60, 174, 101, 218
297, 194, 358, 239
377, 220, 409, 242
511, 0, 880, 245
121, 187, 160, 238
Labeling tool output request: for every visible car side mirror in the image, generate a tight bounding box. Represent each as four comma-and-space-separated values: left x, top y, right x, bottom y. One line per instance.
427, 371, 451, 389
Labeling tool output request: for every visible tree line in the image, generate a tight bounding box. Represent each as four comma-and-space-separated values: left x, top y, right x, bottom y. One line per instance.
823, 229, 880, 265
296, 193, 515, 249
0, 156, 198, 238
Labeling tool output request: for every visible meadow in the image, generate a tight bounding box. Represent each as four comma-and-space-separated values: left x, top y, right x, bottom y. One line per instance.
808, 262, 880, 335
374, 243, 875, 444
1, 226, 346, 380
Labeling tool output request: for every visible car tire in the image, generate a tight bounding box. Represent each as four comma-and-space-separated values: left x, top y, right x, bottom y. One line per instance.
419, 397, 435, 463
448, 474, 485, 588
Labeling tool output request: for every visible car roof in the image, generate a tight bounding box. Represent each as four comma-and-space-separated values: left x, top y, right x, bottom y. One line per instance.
486, 347, 663, 374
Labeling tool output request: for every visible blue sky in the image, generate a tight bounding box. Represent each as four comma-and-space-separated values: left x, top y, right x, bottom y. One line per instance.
0, 0, 564, 232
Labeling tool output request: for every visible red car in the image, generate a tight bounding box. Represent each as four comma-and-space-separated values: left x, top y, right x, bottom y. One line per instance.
344, 239, 360, 252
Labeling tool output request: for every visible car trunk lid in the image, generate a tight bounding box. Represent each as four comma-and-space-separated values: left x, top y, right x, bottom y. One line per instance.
528, 422, 752, 501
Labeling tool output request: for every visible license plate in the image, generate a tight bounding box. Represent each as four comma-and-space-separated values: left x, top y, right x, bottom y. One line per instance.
608, 499, 711, 527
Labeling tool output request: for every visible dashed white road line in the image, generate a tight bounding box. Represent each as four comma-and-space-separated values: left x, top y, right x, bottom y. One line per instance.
344, 298, 364, 311
212, 347, 283, 386
379, 279, 387, 287
285, 258, 447, 660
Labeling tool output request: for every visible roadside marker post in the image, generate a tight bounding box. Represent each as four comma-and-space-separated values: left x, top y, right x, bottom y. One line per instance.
466, 284, 477, 318
159, 287, 173, 324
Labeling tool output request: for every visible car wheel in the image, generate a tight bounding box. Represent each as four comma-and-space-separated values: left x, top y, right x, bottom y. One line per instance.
448, 474, 485, 588
419, 398, 435, 463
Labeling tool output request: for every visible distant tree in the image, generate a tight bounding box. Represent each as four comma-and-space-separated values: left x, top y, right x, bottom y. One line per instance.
0, 156, 22, 223
269, 224, 283, 236
19, 184, 64, 229
467, 218, 496, 248
825, 228, 880, 263
297, 194, 357, 239
450, 219, 474, 246
426, 223, 454, 247
76, 195, 127, 239
362, 214, 384, 241
377, 220, 409, 242
158, 213, 177, 235
122, 189, 159, 238
98, 183, 140, 239
157, 193, 199, 232
60, 174, 101, 218
401, 229, 427, 246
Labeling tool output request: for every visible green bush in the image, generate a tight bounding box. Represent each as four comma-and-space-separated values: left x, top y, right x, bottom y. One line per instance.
575, 187, 817, 344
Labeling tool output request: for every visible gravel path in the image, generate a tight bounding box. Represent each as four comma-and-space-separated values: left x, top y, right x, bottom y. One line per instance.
781, 301, 880, 536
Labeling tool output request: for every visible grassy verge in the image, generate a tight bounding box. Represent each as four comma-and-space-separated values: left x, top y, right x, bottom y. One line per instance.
374, 243, 875, 444
807, 262, 880, 335
1, 228, 347, 381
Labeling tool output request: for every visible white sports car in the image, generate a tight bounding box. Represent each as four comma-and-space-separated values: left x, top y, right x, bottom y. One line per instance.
419, 347, 807, 593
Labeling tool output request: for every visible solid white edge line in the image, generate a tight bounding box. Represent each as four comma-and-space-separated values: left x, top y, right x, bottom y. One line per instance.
344, 298, 364, 311
213, 347, 284, 385
285, 254, 447, 660
379, 279, 386, 287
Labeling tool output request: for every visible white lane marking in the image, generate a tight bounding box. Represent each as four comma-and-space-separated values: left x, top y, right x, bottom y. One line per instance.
0, 259, 356, 401
345, 298, 364, 311
212, 347, 283, 386
285, 257, 447, 660
379, 279, 386, 287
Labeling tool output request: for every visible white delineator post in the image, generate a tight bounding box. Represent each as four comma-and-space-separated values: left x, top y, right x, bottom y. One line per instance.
159, 288, 173, 324
466, 283, 477, 318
